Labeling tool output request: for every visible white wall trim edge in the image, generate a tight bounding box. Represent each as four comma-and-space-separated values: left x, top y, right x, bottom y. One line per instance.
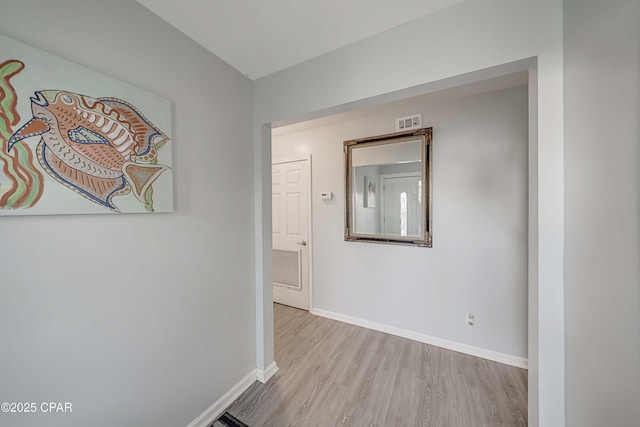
257, 361, 279, 383
310, 308, 528, 369
185, 370, 256, 427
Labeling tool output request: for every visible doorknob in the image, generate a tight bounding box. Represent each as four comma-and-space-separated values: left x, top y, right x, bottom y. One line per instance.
296, 241, 307, 246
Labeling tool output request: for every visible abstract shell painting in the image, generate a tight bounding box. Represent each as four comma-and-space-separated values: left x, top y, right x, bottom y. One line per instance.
0, 34, 172, 215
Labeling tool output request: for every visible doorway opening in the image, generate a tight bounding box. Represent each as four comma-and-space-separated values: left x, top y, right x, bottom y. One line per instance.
259, 58, 539, 421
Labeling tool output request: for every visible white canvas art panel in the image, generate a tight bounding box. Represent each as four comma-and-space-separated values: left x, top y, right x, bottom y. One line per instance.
0, 33, 173, 215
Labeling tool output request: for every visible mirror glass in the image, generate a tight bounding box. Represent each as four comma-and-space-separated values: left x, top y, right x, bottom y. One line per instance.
344, 128, 432, 247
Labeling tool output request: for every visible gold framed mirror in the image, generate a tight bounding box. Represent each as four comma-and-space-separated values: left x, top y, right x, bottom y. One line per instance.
344, 127, 432, 247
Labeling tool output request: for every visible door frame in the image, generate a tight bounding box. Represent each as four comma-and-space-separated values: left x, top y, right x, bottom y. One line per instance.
379, 171, 422, 235
272, 154, 313, 312
256, 59, 550, 424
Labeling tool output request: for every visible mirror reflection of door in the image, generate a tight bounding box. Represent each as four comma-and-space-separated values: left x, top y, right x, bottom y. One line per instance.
344, 128, 432, 246
272, 158, 310, 310
381, 173, 422, 237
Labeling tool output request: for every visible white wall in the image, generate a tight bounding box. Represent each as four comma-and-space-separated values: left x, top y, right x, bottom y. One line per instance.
254, 1, 564, 425
353, 165, 381, 234
351, 139, 421, 166
273, 85, 529, 359
0, 2, 255, 427
564, 0, 640, 426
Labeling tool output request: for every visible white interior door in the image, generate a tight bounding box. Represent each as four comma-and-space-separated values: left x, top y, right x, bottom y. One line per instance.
381, 173, 422, 237
272, 158, 310, 310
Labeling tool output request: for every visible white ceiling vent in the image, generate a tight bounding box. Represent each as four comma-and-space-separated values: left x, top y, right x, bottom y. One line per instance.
396, 114, 422, 131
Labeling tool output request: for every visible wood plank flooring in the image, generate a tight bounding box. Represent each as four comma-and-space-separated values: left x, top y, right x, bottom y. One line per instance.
227, 304, 527, 426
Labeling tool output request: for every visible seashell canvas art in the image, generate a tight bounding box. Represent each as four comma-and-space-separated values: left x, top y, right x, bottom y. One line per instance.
0, 34, 172, 215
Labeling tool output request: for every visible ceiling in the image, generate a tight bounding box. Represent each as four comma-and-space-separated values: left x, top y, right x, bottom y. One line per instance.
137, 0, 463, 80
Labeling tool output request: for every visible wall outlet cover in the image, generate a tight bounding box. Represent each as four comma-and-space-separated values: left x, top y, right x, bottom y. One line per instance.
466, 313, 475, 326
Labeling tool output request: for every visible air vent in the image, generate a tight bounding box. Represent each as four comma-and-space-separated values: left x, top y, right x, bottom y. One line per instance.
396, 114, 422, 131
273, 249, 301, 289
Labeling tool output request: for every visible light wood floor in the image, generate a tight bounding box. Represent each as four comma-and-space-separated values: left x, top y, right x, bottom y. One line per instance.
227, 304, 527, 427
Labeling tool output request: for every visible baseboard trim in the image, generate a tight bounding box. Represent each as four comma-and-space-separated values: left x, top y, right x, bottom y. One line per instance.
256, 361, 279, 383
186, 370, 256, 427
310, 308, 528, 369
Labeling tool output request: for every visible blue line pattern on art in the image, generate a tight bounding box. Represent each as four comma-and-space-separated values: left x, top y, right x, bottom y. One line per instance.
68, 126, 110, 145
40, 142, 125, 210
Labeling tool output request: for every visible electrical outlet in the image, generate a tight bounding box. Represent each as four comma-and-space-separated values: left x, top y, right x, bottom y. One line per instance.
466, 313, 475, 326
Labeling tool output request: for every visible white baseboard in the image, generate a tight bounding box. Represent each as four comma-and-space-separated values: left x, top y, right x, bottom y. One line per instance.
256, 361, 279, 383
186, 370, 256, 427
310, 308, 528, 369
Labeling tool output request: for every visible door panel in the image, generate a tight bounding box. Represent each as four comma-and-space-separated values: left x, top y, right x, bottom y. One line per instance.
286, 193, 301, 235
381, 174, 422, 237
272, 159, 309, 310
